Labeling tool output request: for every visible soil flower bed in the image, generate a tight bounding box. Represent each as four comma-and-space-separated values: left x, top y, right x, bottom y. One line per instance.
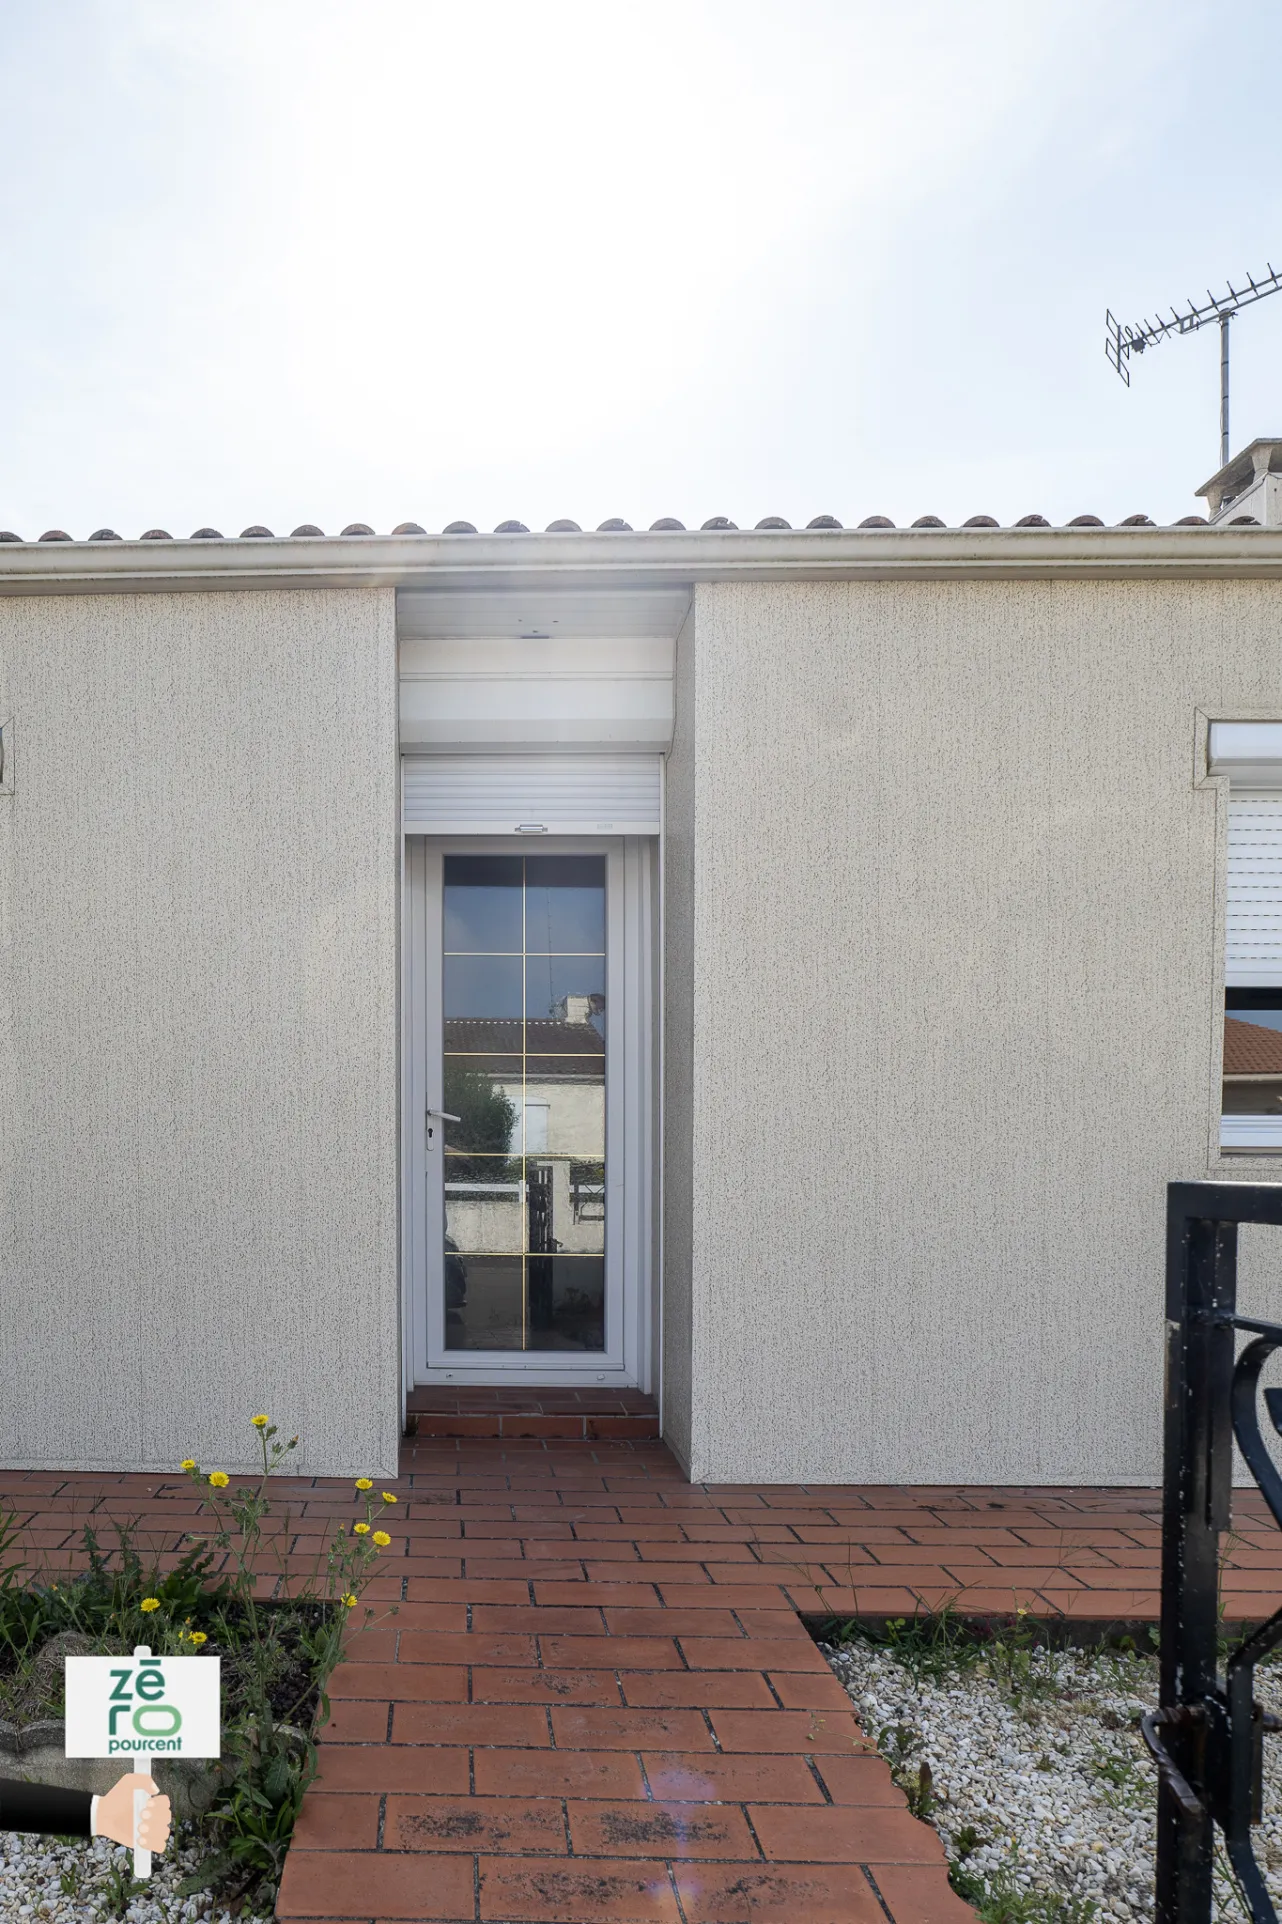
821, 1617, 1282, 1924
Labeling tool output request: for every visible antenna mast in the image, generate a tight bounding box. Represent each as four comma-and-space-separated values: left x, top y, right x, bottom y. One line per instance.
1106, 261, 1282, 469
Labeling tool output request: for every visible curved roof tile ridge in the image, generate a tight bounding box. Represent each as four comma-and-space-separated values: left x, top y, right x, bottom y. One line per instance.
0, 512, 1255, 552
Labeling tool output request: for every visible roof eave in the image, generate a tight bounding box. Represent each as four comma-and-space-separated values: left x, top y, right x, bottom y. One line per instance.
2, 525, 1282, 595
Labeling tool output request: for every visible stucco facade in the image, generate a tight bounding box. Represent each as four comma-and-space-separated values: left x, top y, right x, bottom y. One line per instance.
0, 588, 401, 1477
664, 575, 1282, 1482
3, 527, 1282, 1486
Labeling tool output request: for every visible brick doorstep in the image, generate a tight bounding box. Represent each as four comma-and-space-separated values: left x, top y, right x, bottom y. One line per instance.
15, 1445, 1282, 1924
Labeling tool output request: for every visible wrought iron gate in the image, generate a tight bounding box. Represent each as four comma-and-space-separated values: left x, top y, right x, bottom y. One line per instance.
1151, 1181, 1282, 1924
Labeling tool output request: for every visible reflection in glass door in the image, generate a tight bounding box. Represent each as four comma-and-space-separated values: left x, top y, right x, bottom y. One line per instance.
441, 854, 607, 1352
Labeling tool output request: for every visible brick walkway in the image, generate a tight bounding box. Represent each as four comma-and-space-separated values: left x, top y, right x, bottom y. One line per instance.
7, 1440, 1282, 1922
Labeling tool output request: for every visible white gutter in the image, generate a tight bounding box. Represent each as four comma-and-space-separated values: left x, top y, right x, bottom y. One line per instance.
1, 526, 1282, 595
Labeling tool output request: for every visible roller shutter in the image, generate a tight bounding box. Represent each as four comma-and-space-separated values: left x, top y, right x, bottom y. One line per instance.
402, 754, 662, 835
1226, 796, 1282, 985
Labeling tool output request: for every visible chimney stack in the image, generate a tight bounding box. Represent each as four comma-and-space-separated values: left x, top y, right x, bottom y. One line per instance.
1196, 438, 1282, 526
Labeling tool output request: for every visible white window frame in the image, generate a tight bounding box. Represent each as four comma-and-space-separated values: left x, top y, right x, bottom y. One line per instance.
1212, 726, 1282, 1153
402, 834, 653, 1387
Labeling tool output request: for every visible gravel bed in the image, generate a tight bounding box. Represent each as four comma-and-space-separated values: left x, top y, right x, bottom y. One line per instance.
822, 1635, 1282, 1922
0, 1826, 272, 1922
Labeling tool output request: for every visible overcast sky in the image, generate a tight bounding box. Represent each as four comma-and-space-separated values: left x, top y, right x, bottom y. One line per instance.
2, 1, 1281, 538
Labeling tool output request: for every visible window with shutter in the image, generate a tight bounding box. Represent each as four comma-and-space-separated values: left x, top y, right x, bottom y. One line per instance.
1222, 796, 1282, 1150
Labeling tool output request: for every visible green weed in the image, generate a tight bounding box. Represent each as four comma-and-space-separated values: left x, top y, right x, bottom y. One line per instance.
949, 1854, 1098, 1924
976, 1612, 1063, 1703
875, 1720, 936, 1817
1086, 1740, 1150, 1811
829, 1601, 982, 1689
96, 1855, 146, 1919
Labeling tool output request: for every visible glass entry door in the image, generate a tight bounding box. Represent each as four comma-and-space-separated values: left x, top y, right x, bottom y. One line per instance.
440, 851, 606, 1352
414, 840, 646, 1376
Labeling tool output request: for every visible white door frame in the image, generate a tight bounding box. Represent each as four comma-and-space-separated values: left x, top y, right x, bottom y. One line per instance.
402, 834, 654, 1388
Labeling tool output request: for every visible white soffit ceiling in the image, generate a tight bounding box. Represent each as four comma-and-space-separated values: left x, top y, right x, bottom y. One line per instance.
396, 587, 691, 641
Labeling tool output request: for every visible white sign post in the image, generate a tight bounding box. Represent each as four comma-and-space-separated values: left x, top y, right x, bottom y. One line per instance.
66, 1646, 221, 1880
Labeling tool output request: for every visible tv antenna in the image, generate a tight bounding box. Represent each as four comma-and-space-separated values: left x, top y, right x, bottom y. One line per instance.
1106, 261, 1282, 469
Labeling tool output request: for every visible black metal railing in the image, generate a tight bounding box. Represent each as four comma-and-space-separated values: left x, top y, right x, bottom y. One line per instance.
1153, 1181, 1282, 1924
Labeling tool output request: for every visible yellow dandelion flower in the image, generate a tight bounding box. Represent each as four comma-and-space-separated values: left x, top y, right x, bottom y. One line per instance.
353, 1522, 370, 1536
354, 1477, 373, 1491
180, 1459, 197, 1472
372, 1531, 391, 1548
251, 1414, 270, 1429
381, 1491, 397, 1504
189, 1631, 208, 1647
208, 1470, 230, 1488
342, 1593, 358, 1608
140, 1598, 160, 1614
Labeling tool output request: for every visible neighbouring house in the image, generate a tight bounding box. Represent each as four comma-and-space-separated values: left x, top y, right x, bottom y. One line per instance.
4, 445, 1282, 1486
1222, 1016, 1282, 1115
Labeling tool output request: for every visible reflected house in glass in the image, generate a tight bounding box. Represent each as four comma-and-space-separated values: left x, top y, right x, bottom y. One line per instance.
1222, 1011, 1282, 1115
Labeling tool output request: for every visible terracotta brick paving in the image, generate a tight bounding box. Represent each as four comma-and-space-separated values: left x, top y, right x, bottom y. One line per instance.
6, 1439, 1282, 1922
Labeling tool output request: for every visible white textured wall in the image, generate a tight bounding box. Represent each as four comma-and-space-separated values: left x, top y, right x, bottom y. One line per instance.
672, 578, 1282, 1485
0, 590, 400, 1478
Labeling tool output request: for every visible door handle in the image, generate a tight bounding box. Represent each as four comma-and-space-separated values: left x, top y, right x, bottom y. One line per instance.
425, 1108, 461, 1148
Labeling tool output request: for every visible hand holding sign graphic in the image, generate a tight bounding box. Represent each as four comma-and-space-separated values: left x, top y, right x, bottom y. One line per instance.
94, 1773, 172, 1852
